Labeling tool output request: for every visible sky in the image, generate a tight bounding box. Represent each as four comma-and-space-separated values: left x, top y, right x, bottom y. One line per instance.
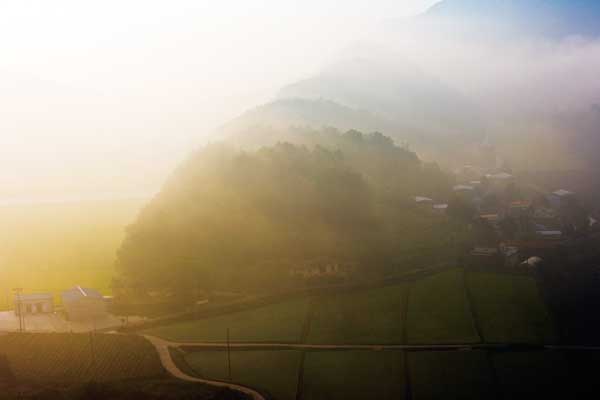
0, 0, 438, 203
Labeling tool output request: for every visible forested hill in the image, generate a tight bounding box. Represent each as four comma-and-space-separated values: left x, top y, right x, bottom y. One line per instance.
116, 129, 455, 298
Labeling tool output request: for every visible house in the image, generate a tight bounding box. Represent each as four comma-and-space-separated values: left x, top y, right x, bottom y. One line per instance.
432, 204, 448, 215
508, 201, 532, 216
414, 196, 434, 208
62, 286, 108, 322
521, 256, 544, 269
14, 293, 53, 316
289, 260, 355, 280
547, 189, 576, 210
485, 172, 514, 192
470, 246, 499, 257
536, 230, 563, 240
453, 184, 475, 193
501, 246, 520, 268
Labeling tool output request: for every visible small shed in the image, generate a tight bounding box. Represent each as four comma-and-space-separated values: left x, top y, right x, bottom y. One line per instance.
432, 203, 449, 215
61, 286, 108, 322
14, 293, 53, 316
414, 196, 434, 205
548, 189, 575, 209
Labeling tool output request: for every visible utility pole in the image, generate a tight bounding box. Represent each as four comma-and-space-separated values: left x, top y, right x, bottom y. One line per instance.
12, 288, 23, 332
226, 328, 232, 381
89, 330, 96, 381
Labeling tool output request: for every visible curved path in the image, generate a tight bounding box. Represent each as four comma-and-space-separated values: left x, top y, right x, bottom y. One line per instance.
144, 335, 266, 400
144, 334, 600, 400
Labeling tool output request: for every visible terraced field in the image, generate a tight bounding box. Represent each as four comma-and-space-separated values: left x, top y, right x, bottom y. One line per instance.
301, 350, 406, 400
408, 350, 495, 400
144, 299, 311, 343
406, 269, 479, 344
466, 272, 557, 344
492, 351, 572, 399
0, 333, 164, 384
184, 350, 302, 400
307, 285, 407, 344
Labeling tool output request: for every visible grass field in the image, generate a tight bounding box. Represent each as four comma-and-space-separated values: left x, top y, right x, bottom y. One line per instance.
184, 350, 302, 400
0, 333, 164, 384
0, 200, 143, 310
467, 272, 557, 344
406, 269, 480, 344
307, 285, 407, 344
408, 350, 495, 400
493, 351, 572, 399
301, 350, 406, 400
144, 299, 310, 343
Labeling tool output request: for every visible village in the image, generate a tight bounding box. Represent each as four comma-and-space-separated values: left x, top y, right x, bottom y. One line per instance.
414, 142, 599, 273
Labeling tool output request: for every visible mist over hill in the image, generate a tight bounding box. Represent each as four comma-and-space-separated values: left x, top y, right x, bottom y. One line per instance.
222, 0, 600, 177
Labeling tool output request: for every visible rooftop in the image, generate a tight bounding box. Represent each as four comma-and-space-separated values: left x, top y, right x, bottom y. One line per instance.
486, 172, 513, 180
414, 196, 433, 203
453, 185, 474, 192
552, 189, 575, 197
62, 286, 103, 301
13, 293, 53, 301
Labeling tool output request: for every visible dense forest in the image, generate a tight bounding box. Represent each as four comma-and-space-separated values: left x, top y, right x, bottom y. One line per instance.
116, 129, 464, 299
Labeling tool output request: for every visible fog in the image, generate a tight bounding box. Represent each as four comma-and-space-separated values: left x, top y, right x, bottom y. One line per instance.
0, 0, 436, 203
4, 0, 600, 203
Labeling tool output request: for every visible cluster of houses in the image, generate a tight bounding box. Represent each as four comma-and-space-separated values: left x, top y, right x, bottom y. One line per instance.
413, 156, 597, 271
14, 285, 109, 322
289, 259, 356, 281
414, 196, 448, 215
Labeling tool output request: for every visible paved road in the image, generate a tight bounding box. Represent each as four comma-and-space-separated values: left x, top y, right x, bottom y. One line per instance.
144, 335, 266, 400
147, 336, 600, 352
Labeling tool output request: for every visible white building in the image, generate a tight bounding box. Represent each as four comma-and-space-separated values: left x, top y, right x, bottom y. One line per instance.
14, 293, 54, 316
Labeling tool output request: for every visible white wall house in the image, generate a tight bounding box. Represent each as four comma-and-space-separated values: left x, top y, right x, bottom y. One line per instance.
14, 293, 54, 316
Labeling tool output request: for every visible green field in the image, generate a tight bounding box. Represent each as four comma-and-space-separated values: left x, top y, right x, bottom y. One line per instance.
307, 285, 407, 344
409, 350, 495, 400
493, 351, 572, 399
467, 272, 557, 344
0, 200, 143, 310
184, 350, 302, 400
406, 269, 480, 344
144, 299, 310, 343
301, 350, 406, 400
0, 333, 164, 384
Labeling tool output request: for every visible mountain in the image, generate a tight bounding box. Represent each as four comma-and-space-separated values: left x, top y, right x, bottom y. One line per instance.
219, 98, 480, 166
278, 56, 482, 139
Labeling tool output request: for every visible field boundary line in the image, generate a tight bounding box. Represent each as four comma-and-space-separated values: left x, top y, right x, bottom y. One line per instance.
294, 351, 307, 400
462, 268, 484, 343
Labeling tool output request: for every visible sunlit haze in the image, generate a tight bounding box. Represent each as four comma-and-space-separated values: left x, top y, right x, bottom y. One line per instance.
0, 0, 437, 203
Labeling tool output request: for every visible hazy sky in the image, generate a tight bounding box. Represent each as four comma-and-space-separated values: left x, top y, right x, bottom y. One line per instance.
0, 0, 438, 203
